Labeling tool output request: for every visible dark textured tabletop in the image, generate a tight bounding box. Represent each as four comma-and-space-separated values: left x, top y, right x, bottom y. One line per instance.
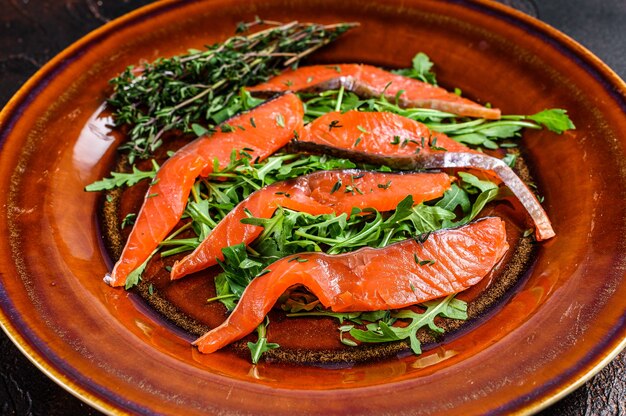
1, 1, 625, 415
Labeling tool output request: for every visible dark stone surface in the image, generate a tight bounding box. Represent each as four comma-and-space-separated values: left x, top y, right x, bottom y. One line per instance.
0, 0, 624, 414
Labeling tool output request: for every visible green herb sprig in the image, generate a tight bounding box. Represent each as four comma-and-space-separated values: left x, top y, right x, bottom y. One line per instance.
108, 19, 357, 162
392, 52, 438, 85
248, 317, 280, 364
286, 294, 467, 355
85, 160, 159, 191
300, 50, 575, 151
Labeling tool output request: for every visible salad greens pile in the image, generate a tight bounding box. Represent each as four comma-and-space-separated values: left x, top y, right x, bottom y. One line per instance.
90, 44, 574, 363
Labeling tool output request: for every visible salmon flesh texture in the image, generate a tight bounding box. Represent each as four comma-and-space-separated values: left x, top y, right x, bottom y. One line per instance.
193, 216, 509, 354
291, 110, 554, 240
104, 93, 304, 287
170, 169, 453, 279
247, 64, 501, 120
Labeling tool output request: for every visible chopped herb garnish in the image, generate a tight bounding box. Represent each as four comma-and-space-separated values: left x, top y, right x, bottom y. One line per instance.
330, 179, 342, 194
121, 213, 137, 229
276, 113, 285, 128
328, 119, 343, 131
377, 180, 392, 189
344, 185, 364, 195
430, 137, 447, 151
220, 124, 235, 133
414, 232, 431, 244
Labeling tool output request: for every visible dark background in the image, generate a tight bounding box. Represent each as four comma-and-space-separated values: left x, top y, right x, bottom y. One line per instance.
1, 0, 624, 414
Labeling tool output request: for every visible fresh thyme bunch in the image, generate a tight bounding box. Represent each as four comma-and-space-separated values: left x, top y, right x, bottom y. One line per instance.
108, 18, 357, 163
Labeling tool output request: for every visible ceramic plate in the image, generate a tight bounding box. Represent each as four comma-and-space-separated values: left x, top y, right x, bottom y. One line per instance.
0, 0, 625, 414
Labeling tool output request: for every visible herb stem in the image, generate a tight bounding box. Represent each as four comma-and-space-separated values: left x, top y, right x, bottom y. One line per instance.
334, 85, 345, 112
207, 293, 238, 303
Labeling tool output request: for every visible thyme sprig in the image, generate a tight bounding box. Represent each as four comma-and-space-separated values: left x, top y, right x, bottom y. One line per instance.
108, 19, 357, 162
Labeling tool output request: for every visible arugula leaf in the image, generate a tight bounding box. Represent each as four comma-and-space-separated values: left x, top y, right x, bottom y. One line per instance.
212, 273, 238, 311
215, 244, 264, 299
464, 187, 500, 223
349, 295, 467, 354
392, 52, 438, 85
451, 172, 501, 224
124, 254, 151, 289
435, 184, 471, 214
247, 317, 279, 364
85, 160, 159, 191
185, 197, 215, 241
292, 295, 468, 356
458, 172, 498, 193
527, 109, 575, 134
406, 204, 456, 233
120, 213, 137, 229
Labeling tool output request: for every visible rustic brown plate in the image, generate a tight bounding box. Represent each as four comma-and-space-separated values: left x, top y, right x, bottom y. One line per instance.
0, 0, 625, 414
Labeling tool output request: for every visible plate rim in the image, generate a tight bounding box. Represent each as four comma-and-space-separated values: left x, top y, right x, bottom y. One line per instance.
0, 0, 625, 414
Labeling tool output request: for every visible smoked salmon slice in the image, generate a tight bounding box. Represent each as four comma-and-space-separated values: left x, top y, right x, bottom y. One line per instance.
247, 64, 501, 120
291, 110, 555, 241
171, 170, 453, 279
105, 93, 304, 287
193, 217, 508, 354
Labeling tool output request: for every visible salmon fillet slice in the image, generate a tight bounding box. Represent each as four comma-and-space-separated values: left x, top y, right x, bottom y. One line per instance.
292, 110, 555, 240
193, 217, 508, 354
105, 93, 304, 287
247, 64, 500, 120
171, 169, 453, 279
